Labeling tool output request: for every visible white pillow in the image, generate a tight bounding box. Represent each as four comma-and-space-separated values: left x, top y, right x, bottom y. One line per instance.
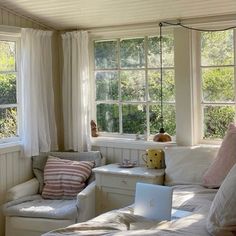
164, 146, 218, 186
206, 163, 236, 235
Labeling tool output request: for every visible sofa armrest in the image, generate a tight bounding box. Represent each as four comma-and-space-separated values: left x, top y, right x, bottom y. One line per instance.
5, 178, 39, 202
76, 181, 95, 222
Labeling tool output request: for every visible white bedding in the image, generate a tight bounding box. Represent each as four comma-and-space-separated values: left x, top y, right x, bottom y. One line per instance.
43, 185, 222, 236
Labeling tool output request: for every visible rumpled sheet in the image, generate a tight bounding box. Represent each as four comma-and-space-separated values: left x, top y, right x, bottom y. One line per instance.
43, 185, 219, 236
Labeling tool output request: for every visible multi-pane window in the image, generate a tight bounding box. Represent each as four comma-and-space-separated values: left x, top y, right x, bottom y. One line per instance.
0, 37, 19, 141
200, 30, 235, 139
94, 34, 175, 137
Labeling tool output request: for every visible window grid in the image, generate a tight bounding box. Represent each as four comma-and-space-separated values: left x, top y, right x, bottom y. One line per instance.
0, 37, 20, 142
94, 35, 175, 137
200, 30, 236, 140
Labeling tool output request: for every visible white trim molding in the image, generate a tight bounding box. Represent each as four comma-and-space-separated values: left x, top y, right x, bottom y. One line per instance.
91, 137, 176, 150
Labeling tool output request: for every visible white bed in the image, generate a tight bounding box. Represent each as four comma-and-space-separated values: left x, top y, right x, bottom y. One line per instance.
43, 185, 218, 236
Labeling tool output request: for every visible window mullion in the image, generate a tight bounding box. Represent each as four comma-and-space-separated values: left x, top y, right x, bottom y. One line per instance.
144, 36, 149, 138
233, 28, 236, 135
117, 39, 123, 135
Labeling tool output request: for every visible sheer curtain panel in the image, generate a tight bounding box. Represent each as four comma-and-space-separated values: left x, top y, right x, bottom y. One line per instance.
62, 31, 91, 151
21, 29, 58, 157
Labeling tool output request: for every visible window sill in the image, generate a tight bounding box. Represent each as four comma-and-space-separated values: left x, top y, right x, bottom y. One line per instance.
91, 137, 176, 150
0, 141, 22, 155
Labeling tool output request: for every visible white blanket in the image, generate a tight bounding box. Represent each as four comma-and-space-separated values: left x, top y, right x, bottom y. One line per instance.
43, 185, 219, 236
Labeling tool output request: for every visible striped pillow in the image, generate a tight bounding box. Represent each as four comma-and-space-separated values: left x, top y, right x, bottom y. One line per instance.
42, 156, 94, 199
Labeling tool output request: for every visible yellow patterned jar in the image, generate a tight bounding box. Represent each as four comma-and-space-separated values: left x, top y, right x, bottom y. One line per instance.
142, 149, 165, 169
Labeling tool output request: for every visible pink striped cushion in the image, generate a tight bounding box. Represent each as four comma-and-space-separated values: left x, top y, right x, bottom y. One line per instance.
203, 123, 236, 188
42, 156, 94, 199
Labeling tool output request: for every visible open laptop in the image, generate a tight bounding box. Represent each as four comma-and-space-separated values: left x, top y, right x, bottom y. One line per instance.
134, 183, 191, 221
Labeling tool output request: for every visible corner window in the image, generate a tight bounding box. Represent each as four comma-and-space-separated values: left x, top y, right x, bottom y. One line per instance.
94, 34, 175, 137
200, 30, 235, 139
0, 36, 20, 142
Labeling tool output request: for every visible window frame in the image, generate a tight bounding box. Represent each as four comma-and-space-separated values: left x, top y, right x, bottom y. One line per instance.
195, 29, 236, 143
91, 33, 175, 140
0, 34, 21, 144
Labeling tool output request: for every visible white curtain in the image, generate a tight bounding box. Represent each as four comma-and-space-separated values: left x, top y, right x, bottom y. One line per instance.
61, 31, 91, 151
21, 28, 58, 157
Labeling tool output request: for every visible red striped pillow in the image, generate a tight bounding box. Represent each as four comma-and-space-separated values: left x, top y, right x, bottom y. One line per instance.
42, 156, 94, 199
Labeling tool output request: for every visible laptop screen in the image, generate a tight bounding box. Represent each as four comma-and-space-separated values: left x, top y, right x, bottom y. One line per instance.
134, 183, 173, 221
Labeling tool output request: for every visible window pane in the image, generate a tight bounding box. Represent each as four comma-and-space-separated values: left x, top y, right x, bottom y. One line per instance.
96, 72, 118, 100
148, 35, 174, 68
150, 104, 176, 135
95, 41, 117, 69
120, 38, 144, 68
201, 31, 233, 66
148, 69, 175, 101
0, 107, 17, 138
121, 70, 145, 101
204, 105, 235, 139
122, 104, 146, 134
0, 73, 16, 104
202, 67, 234, 102
0, 41, 16, 71
97, 104, 119, 132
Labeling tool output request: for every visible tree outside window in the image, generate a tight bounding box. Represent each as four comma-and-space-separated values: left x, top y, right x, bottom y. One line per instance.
201, 30, 235, 139
0, 40, 18, 139
94, 35, 175, 137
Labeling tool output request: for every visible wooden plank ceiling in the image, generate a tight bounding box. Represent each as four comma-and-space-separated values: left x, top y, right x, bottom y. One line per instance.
0, 0, 236, 30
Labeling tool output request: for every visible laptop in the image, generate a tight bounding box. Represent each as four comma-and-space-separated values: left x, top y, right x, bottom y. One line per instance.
134, 183, 191, 221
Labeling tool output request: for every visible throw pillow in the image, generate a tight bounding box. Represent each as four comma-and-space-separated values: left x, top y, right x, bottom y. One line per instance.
206, 163, 236, 235
164, 146, 218, 186
32, 151, 102, 194
42, 156, 94, 199
202, 123, 236, 188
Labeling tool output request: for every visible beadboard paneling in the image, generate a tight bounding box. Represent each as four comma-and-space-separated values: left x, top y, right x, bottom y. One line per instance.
0, 150, 32, 236
92, 146, 147, 166
0, 7, 48, 29
1, 0, 236, 29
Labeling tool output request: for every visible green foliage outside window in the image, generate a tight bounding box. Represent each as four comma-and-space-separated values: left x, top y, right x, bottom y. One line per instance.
94, 35, 176, 136
201, 30, 235, 139
0, 40, 18, 139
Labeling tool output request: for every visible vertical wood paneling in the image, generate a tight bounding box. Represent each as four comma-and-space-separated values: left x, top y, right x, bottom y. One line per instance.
8, 12, 15, 26
2, 10, 8, 25
122, 149, 130, 162
0, 150, 32, 236
0, 7, 49, 29
99, 146, 107, 163
107, 147, 114, 163
0, 9, 3, 25
113, 148, 122, 163
14, 15, 21, 27
92, 146, 148, 165
130, 149, 139, 165
138, 149, 146, 165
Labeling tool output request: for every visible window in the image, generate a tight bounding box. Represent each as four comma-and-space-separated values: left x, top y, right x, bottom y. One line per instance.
200, 30, 235, 139
94, 34, 175, 137
0, 36, 20, 142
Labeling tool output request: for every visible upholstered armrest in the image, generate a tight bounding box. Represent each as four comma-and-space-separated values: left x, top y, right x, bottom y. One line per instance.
76, 181, 96, 222
5, 178, 39, 202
